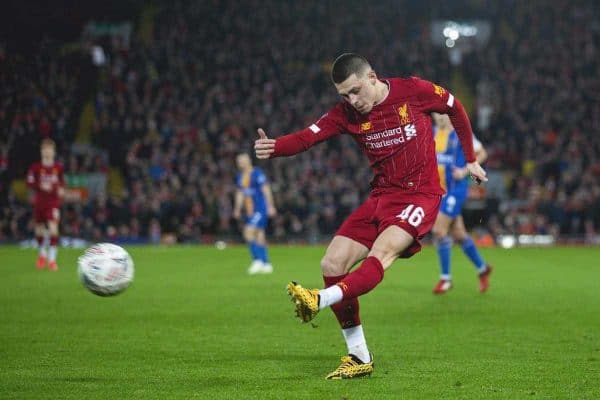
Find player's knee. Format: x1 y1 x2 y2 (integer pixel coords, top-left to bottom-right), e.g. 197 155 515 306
242 230 254 242
431 225 448 239
367 242 402 269
367 245 392 264
320 254 347 276
254 231 266 245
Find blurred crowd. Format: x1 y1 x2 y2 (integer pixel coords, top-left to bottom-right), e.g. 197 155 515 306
1 0 598 243
473 1 600 241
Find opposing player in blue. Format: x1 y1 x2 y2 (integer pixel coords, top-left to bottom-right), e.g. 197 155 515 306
431 113 493 294
233 153 277 274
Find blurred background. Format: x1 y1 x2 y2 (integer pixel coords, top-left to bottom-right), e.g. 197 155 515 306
1 0 598 247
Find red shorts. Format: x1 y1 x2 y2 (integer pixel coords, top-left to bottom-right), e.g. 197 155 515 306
34 203 61 224
336 191 441 258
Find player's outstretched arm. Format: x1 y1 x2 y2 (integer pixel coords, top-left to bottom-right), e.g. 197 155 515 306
26 167 40 190
466 161 487 184
254 109 343 159
254 128 276 159
466 137 488 183
453 139 489 181
414 77 488 184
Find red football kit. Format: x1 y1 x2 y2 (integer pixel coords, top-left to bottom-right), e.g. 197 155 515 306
272 77 476 257
26 161 65 223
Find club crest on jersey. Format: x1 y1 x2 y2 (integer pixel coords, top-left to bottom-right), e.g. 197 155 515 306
433 84 446 97
398 103 411 125
360 122 372 132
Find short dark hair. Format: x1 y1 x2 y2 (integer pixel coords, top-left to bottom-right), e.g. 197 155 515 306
331 53 371 84
41 138 56 149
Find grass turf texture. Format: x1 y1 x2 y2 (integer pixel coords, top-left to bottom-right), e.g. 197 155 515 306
1 245 599 399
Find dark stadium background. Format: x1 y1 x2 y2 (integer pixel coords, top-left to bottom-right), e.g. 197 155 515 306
1 0 598 247
1 2 600 399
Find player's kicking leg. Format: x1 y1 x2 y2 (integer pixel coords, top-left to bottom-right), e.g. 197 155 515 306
431 212 454 294
288 227 417 378
288 226 415 319
34 222 48 269
288 235 373 379
452 216 493 293
288 193 441 379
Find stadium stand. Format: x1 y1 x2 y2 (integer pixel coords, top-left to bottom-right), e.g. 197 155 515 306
1 0 598 244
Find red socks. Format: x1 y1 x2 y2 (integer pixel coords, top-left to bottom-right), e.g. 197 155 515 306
36 236 44 247
323 274 360 329
337 256 384 300
50 236 58 246
323 274 361 328
322 257 385 328
322 257 384 327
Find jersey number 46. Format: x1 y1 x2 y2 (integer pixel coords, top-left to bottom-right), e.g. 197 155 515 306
396 205 425 227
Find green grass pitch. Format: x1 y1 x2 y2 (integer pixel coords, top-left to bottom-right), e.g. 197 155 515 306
1 245 599 399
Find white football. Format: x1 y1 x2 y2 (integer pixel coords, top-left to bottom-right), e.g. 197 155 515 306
78 243 134 296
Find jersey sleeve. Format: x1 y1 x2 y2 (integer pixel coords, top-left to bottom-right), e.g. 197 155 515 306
56 164 65 196
412 77 476 162
26 165 38 190
272 105 345 157
58 164 65 188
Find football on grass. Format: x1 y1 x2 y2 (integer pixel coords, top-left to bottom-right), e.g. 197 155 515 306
78 243 134 296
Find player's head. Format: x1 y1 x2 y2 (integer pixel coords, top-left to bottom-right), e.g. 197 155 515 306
331 53 380 115
40 138 56 164
432 113 453 130
236 153 253 171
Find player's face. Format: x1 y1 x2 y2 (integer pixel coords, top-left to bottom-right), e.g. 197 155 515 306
236 154 251 170
335 71 378 114
41 145 55 163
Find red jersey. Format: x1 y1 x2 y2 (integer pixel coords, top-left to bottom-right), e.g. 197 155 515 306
26 161 65 206
272 77 476 195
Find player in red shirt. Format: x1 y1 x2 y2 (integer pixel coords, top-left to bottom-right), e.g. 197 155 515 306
254 53 487 379
26 139 64 271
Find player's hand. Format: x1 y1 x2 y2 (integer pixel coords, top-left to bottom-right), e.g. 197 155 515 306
40 181 52 192
267 206 277 217
466 162 488 185
233 209 241 220
254 128 276 159
451 167 469 180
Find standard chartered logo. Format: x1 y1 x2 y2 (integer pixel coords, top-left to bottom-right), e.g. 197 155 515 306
364 124 417 149
365 127 403 141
